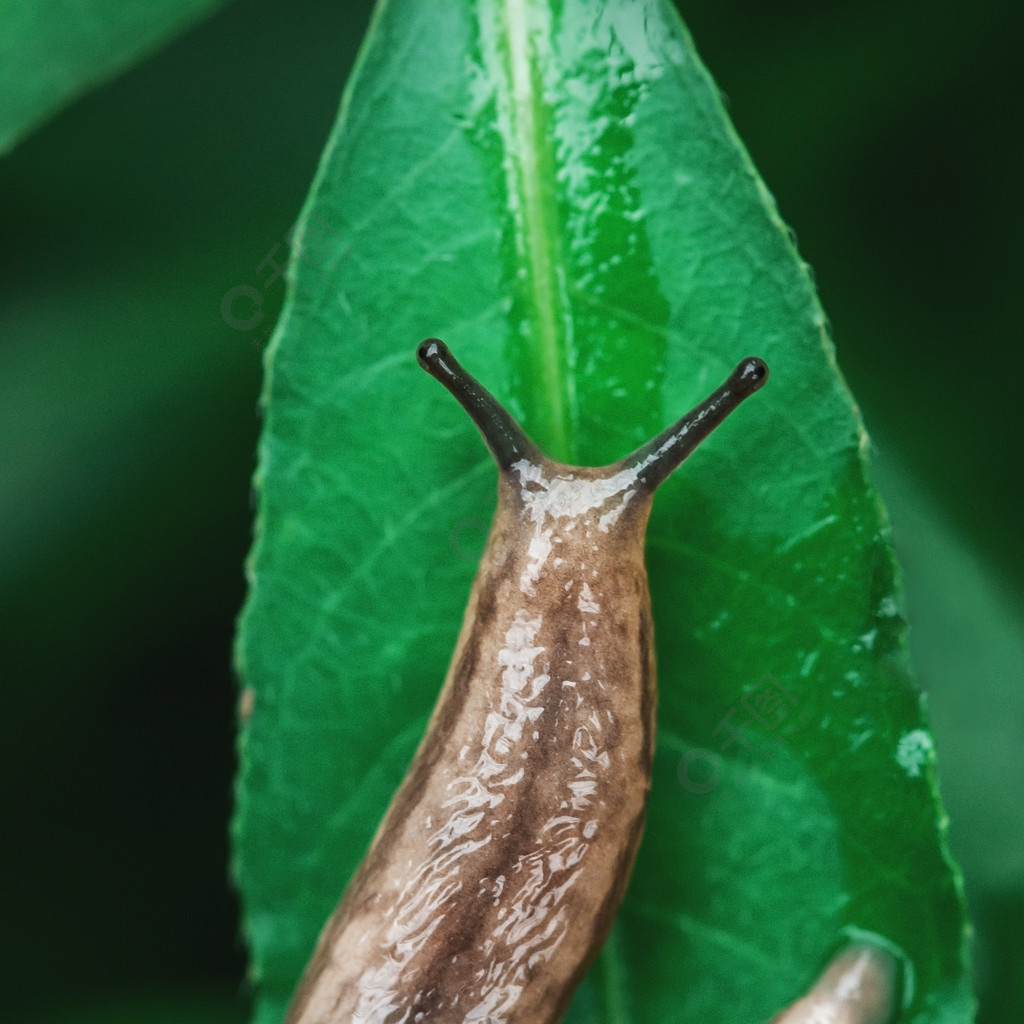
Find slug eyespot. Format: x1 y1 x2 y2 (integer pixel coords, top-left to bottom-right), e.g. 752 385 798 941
735 356 769 393
416 336 443 367
284 341 767 1024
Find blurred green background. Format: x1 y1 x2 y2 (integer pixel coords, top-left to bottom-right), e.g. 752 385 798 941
1 1 1020 1022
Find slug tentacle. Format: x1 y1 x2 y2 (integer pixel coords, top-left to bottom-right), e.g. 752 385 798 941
620 356 768 494
285 341 768 1024
418 338 546 471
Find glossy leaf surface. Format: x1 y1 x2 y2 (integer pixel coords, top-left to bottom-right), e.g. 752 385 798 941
233 1 972 1021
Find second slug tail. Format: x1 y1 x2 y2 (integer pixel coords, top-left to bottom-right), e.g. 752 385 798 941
624 356 768 493
765 943 899 1024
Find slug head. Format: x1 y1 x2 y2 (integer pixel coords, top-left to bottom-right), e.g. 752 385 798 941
417 338 768 494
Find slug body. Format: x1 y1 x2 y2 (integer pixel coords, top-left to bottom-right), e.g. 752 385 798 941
286 340 768 1024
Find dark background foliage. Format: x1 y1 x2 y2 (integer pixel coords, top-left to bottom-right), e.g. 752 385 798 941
1 1 1020 1022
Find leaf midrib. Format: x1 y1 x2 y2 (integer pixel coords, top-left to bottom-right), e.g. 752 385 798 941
493 0 576 459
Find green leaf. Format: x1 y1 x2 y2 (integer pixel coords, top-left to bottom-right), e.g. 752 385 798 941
233 1 972 1021
0 0 232 154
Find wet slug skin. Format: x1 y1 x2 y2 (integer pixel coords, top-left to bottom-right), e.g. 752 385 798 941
285 340 768 1024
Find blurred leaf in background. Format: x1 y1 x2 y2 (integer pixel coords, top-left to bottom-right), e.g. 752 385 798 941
1 1 1021 1023
874 445 1024 1024
0 0 376 1021
0 0 233 153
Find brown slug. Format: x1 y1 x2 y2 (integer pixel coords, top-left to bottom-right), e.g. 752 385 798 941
285 339 768 1024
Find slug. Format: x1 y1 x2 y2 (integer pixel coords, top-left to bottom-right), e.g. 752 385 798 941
285 339 768 1024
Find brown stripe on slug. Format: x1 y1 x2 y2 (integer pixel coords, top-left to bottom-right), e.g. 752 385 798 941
285 339 768 1024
